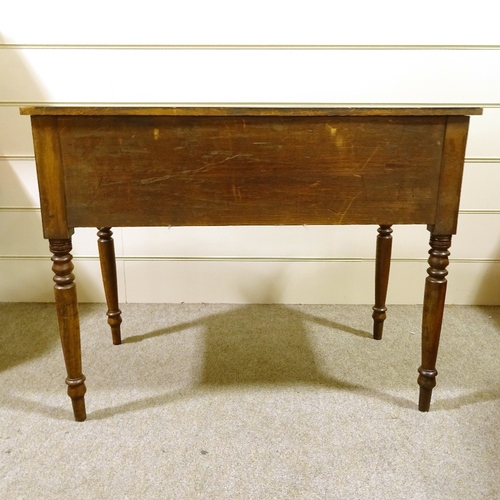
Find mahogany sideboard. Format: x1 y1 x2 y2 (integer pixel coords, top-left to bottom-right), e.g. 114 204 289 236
20 106 482 421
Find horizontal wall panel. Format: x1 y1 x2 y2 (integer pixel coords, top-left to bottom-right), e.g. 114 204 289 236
73 227 124 257
2 49 500 104
1 1 498 46
452 214 500 259
1 257 498 305
0 213 428 261
0 259 117 302
2 210 498 262
465 108 500 158
0 211 46 255
0 258 54 301
120 215 500 261
0 159 39 206
121 225 429 260
460 163 500 210
122 259 415 304
0 107 34 156
122 259 500 305
446 261 500 305
0 211 123 256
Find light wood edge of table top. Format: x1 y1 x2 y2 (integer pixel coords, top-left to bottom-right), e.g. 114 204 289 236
19 106 483 117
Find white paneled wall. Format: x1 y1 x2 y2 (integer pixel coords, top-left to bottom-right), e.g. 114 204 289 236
1 2 499 304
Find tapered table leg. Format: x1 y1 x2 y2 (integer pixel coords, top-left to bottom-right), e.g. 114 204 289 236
372 225 393 340
97 227 122 345
418 233 451 411
50 238 87 421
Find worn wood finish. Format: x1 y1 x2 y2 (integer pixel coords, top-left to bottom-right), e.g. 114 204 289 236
21 106 481 420
58 115 445 227
430 116 471 235
418 234 452 411
31 116 73 239
97 228 122 345
49 238 86 421
372 225 393 340
20 106 482 117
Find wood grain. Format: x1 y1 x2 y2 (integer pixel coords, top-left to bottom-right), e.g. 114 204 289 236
31 116 73 239
21 106 483 117
57 115 447 227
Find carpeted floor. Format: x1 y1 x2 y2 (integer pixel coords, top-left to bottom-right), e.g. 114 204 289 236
1 302 499 499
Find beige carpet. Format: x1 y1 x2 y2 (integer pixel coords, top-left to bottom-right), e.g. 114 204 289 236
1 302 499 499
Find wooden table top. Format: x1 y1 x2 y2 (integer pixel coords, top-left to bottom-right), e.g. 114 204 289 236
20 106 483 117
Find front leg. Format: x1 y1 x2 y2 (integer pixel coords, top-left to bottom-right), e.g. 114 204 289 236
418 234 451 412
50 238 87 421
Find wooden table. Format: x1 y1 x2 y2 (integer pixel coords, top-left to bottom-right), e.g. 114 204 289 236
21 106 482 421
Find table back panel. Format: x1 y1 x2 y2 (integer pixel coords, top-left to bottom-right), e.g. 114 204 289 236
56 115 446 227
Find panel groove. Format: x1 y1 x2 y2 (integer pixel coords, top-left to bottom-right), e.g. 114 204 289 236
4 155 500 163
1 255 499 264
4 207 500 215
3 102 500 108
3 44 500 50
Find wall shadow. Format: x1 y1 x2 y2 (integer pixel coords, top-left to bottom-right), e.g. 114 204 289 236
474 249 500 305
0 36 103 371
0 33 51 300
472 237 500 333
0 303 59 372
0 36 59 368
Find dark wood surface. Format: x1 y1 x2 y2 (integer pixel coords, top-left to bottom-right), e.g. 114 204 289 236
58 115 445 228
22 106 481 420
21 106 482 117
372 225 393 340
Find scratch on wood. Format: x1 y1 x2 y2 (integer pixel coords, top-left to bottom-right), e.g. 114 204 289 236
358 146 380 170
231 178 242 202
201 154 252 169
339 193 361 224
138 154 253 185
141 174 173 185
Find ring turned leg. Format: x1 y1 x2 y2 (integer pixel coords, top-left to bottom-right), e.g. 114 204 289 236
97 227 122 345
50 238 87 421
418 234 451 412
372 225 393 340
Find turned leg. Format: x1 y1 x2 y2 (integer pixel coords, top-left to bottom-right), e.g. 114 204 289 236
97 227 122 345
418 234 451 411
50 238 87 421
372 225 393 340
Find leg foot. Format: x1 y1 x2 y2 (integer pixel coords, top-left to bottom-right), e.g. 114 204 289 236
372 225 393 340
417 368 437 412
67 375 87 421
